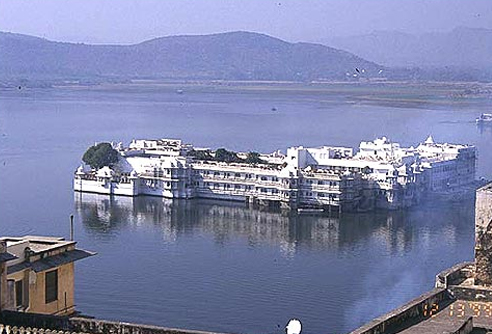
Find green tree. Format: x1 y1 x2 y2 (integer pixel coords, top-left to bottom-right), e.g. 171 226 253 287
244 151 266 164
188 149 214 161
214 148 243 163
82 142 119 169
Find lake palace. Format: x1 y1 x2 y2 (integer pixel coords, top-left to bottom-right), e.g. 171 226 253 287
74 136 476 212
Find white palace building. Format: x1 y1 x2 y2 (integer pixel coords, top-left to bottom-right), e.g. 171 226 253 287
74 136 476 212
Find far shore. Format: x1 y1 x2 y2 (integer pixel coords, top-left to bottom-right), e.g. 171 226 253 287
1 79 491 110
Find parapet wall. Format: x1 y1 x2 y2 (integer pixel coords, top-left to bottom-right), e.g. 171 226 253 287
348 288 451 334
0 311 232 334
449 285 492 302
435 262 474 288
0 311 69 330
69 318 228 334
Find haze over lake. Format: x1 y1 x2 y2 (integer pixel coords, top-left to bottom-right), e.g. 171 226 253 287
1 82 491 334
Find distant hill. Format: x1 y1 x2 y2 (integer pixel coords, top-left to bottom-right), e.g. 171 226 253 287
324 27 492 69
0 31 382 83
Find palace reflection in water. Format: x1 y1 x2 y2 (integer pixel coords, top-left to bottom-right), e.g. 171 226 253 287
74 192 473 258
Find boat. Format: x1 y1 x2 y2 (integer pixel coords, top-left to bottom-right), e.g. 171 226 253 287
476 113 492 124
297 208 324 214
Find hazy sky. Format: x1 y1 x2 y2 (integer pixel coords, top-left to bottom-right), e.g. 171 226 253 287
0 0 491 44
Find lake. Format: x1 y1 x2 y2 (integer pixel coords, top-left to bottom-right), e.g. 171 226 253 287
1 82 491 334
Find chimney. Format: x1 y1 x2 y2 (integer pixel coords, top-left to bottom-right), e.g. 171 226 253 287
475 183 492 286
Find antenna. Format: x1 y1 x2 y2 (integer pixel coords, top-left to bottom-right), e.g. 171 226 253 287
70 214 74 241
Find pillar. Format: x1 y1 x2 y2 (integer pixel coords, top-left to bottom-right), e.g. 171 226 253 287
0 240 7 311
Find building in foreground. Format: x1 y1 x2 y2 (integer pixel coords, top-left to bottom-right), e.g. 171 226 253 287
0 236 94 315
74 136 476 212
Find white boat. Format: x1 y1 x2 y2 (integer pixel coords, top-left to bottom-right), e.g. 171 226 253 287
476 113 492 124
297 208 324 214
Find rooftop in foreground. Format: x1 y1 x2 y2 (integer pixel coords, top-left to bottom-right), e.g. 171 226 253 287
478 182 492 193
1 235 76 253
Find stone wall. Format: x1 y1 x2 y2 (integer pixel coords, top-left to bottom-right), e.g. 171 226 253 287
475 183 492 286
452 316 473 334
0 310 69 330
348 288 451 334
435 262 474 288
0 311 232 334
449 285 492 302
0 323 82 334
70 318 231 334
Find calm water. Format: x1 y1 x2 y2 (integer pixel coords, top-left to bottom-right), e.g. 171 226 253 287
1 83 491 334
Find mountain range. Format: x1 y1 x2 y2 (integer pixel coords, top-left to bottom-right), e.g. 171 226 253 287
2 28 491 85
0 31 381 83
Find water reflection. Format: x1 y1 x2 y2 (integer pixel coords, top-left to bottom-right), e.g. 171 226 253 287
74 192 474 257
477 122 492 135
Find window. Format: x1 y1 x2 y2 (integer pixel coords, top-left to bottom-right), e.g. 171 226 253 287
7 280 14 308
15 280 23 308
45 269 58 304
